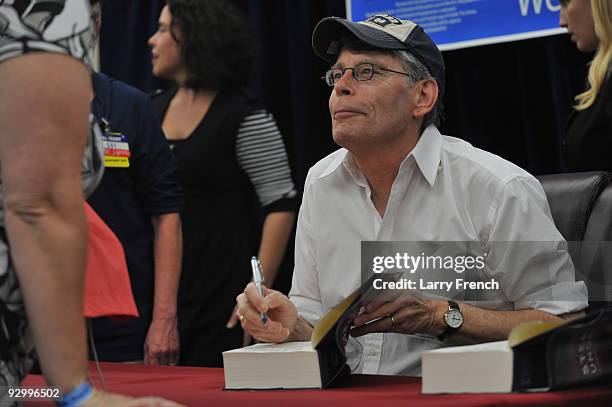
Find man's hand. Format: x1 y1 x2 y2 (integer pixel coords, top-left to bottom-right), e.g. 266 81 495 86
235 282 298 343
226 304 253 347
144 316 179 365
350 293 444 337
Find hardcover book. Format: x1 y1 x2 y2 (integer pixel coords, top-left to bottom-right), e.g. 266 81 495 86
422 308 612 393
223 274 397 390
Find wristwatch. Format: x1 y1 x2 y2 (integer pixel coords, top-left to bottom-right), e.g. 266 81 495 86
437 301 464 341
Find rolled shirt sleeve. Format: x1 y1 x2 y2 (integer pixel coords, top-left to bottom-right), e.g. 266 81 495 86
485 176 588 315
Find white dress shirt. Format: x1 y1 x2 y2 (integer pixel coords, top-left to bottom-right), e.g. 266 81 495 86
289 125 588 376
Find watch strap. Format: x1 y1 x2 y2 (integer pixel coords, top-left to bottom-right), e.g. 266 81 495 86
437 300 462 341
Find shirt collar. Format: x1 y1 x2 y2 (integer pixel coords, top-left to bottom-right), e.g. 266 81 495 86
410 125 444 186
317 125 444 186
319 148 348 179
317 149 371 190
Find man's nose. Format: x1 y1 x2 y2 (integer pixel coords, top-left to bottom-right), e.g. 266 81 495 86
334 69 355 96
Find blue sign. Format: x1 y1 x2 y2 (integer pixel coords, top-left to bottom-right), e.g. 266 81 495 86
346 0 566 50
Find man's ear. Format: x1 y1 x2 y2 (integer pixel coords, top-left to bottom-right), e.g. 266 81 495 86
413 79 438 120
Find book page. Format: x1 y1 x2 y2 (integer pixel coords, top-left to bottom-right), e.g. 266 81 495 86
508 320 569 347
226 341 315 353
311 290 360 348
428 340 510 354
310 273 402 348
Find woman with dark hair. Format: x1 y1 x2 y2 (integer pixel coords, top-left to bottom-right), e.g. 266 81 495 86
149 0 297 367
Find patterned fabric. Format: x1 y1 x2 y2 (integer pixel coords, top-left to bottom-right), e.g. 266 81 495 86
235 109 297 207
0 1 95 403
0 0 95 66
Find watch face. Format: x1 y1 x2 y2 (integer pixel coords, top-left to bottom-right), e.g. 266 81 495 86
445 308 463 328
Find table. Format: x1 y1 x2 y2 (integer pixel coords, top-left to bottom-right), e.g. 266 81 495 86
22 362 612 406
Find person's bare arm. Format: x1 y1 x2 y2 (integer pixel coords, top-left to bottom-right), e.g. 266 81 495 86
351 294 585 344
287 316 314 342
439 304 584 345
0 53 185 407
0 53 91 392
227 211 295 332
145 213 182 365
257 211 296 285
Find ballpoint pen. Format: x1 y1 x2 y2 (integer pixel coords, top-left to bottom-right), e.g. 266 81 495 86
250 256 268 324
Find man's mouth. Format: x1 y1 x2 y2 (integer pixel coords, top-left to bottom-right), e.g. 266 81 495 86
334 110 362 120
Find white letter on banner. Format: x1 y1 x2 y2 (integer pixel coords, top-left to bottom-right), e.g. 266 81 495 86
546 0 560 12
519 0 544 16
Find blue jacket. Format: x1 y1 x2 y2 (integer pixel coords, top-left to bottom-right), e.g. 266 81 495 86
88 72 183 361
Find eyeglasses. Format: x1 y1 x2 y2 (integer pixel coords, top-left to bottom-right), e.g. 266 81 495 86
322 63 410 87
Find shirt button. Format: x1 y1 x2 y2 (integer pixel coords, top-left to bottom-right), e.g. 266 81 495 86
368 350 377 357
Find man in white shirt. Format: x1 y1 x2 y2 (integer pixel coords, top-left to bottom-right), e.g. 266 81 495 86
236 14 588 376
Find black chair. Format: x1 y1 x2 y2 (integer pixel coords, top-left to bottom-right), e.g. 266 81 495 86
537 171 612 311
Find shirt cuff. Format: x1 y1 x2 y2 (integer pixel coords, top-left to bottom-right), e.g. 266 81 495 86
289 295 324 327
514 280 589 314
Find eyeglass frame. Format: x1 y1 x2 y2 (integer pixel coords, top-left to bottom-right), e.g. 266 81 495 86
321 62 411 87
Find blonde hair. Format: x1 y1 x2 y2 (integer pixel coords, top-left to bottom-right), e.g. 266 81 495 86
575 0 612 110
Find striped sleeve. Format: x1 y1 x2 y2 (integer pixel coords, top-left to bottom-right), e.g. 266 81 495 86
236 109 297 209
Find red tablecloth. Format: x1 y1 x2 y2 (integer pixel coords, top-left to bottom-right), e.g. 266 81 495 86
22 362 612 407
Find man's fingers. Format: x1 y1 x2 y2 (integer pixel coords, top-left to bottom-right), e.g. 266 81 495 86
242 331 252 347
226 306 239 328
162 350 173 365
363 299 387 314
236 293 267 338
148 351 159 365
169 351 180 365
242 317 283 335
252 327 290 344
157 352 167 366
235 292 248 315
244 282 268 313
235 292 262 330
242 318 286 343
263 291 288 309
350 315 393 337
240 306 268 330
354 301 399 327
149 351 163 365
157 347 178 365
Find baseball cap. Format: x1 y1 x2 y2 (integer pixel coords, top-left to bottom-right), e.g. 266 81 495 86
312 14 445 96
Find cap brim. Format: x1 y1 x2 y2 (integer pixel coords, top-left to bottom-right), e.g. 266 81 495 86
312 17 406 63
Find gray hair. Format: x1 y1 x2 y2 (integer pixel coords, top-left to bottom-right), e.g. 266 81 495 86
393 50 443 131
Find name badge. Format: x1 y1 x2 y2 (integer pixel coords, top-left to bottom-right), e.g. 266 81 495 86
102 132 130 168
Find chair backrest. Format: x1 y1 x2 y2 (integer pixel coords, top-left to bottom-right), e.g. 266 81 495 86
537 171 612 311
537 172 611 242
581 182 612 311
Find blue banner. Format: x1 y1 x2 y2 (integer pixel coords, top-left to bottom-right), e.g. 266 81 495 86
346 0 566 50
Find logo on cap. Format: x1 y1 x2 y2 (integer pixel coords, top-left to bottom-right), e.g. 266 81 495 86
367 14 403 28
